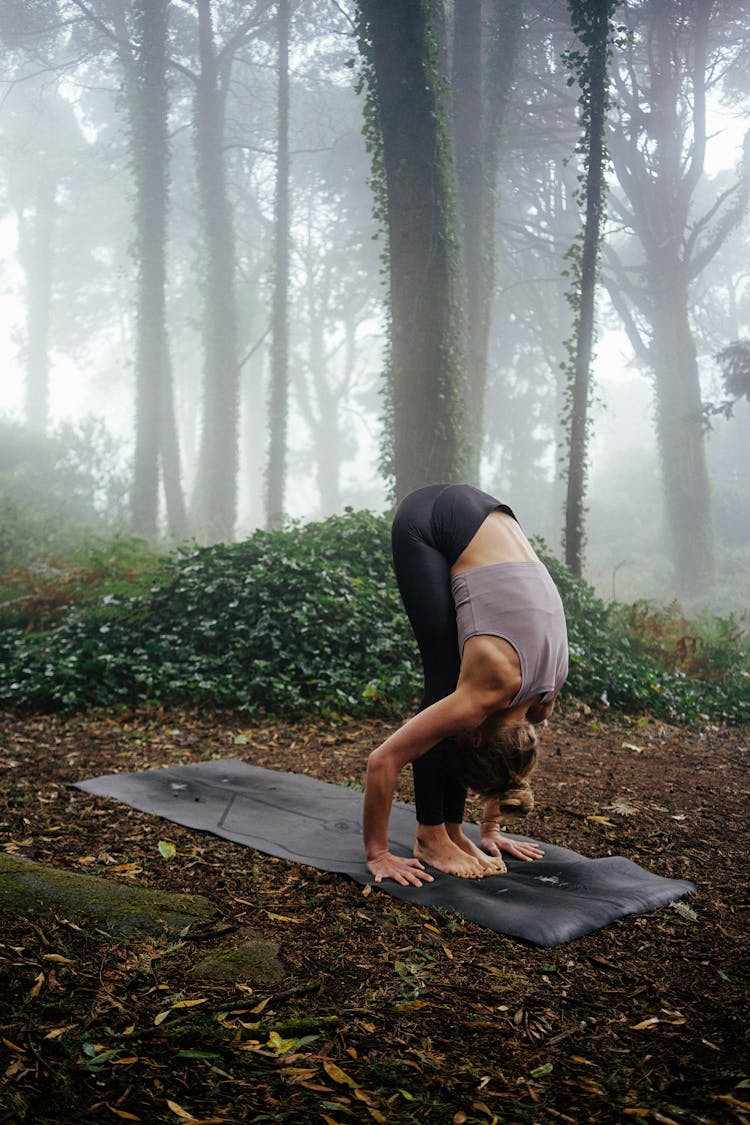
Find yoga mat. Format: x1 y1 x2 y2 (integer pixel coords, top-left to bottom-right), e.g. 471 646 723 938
75 760 695 947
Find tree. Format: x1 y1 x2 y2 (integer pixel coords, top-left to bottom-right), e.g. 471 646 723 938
356 0 467 499
452 0 524 482
265 0 290 530
127 0 187 541
604 0 750 594
562 0 618 577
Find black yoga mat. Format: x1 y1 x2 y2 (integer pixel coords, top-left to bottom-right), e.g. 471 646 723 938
75 759 695 947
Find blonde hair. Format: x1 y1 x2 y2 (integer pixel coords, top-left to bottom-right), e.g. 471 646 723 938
461 720 537 817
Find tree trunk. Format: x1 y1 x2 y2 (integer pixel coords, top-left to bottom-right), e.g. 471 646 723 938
358 0 467 500
192 0 239 543
266 0 290 530
605 0 727 594
18 172 56 432
452 0 522 482
648 260 714 592
130 0 174 540
563 0 611 576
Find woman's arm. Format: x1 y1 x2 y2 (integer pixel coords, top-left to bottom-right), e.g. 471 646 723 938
363 691 490 886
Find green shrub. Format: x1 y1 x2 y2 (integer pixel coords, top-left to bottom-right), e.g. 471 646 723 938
0 509 747 724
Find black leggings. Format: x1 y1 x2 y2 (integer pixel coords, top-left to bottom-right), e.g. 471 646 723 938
391 484 515 825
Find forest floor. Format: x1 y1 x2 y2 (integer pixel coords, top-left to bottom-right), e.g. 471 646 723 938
0 702 748 1125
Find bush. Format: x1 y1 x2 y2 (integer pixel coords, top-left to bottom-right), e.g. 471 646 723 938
0 417 129 571
0 509 747 723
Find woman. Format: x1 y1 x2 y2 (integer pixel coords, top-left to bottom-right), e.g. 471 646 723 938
363 483 569 887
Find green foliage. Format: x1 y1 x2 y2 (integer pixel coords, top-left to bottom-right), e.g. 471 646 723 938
0 534 163 633
0 511 746 724
0 417 129 570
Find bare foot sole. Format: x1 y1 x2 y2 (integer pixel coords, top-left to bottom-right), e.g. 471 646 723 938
413 836 485 878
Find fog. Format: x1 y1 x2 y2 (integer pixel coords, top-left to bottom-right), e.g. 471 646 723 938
1 0 749 616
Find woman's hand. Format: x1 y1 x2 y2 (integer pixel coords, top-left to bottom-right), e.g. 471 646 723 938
480 822 544 862
367 851 435 887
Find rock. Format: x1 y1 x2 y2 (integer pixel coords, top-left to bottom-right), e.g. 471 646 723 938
0 852 216 937
190 928 285 985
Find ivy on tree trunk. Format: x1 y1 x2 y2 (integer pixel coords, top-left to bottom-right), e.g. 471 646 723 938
561 0 618 578
356 0 467 500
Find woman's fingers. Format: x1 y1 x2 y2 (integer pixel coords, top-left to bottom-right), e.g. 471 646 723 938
369 853 435 887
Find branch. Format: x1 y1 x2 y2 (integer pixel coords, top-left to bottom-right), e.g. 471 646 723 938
684 179 742 260
68 0 128 52
217 0 276 69
602 274 652 366
688 130 750 280
680 0 711 204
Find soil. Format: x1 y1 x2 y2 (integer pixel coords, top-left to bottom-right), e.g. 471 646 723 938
0 701 748 1125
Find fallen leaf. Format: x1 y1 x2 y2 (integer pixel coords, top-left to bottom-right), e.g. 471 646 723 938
631 1017 660 1030
171 999 208 1010
29 972 44 998
607 800 639 816
713 1094 750 1112
43 954 76 964
44 1025 77 1040
323 1059 358 1088
586 815 616 827
530 1063 553 1078
106 1106 140 1121
158 841 177 860
669 901 698 922
165 1101 224 1124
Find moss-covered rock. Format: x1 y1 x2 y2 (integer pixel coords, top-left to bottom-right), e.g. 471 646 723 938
190 928 285 985
0 852 216 936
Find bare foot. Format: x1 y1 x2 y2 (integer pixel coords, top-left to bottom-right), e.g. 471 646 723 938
446 824 506 875
414 824 485 878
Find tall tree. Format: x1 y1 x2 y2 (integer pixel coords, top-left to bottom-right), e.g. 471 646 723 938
452 0 523 482
266 0 290 530
128 0 187 540
356 0 467 499
605 0 750 594
562 0 617 576
188 0 241 541
64 0 188 540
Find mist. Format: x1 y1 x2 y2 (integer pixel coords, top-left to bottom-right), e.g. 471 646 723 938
1 0 749 616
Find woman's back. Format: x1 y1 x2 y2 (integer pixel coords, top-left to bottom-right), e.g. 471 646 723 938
451 510 538 575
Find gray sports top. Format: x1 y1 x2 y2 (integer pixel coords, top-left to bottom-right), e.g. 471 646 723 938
450 560 569 707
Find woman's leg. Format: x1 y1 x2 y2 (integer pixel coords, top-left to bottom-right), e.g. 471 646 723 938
391 484 512 826
391 486 511 876
391 486 464 826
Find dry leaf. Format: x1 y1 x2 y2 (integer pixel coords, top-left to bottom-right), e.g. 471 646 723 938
29 972 44 999
106 1105 141 1120
631 1017 660 1030
323 1059 357 1088
44 1025 77 1040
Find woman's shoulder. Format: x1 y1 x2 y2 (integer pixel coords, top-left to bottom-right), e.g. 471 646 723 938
458 635 521 709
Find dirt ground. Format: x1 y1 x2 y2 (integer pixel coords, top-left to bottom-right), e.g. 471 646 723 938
0 701 748 1125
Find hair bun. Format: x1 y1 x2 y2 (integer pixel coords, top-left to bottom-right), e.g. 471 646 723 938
498 784 534 818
